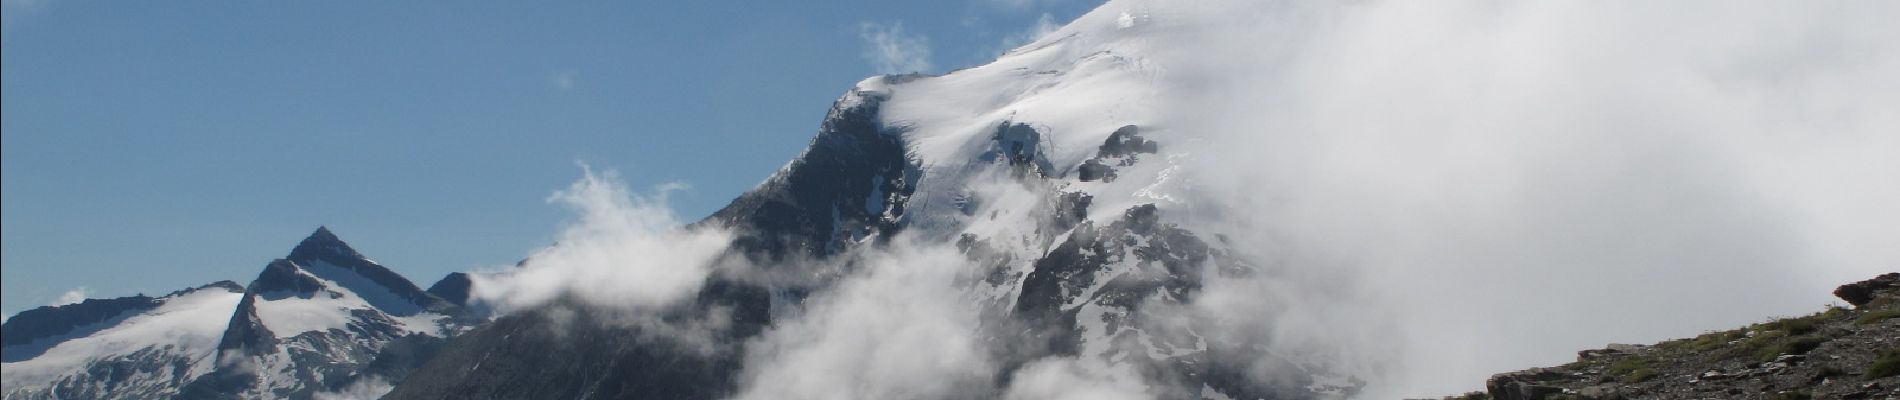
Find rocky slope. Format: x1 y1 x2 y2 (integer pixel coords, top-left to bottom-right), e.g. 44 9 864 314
1447 273 1900 400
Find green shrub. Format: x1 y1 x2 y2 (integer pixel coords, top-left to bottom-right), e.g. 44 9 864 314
1854 309 1900 325
1868 349 1900 379
1688 331 1738 352
1765 315 1824 335
1733 330 1787 359
1605 358 1648 375
1622 368 1657 384
1756 335 1828 362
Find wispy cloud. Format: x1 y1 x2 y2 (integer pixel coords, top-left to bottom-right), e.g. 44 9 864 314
858 21 933 75
733 242 994 400
981 0 1069 12
311 377 393 400
550 70 577 90
990 13 1061 56
468 166 731 316
49 287 89 306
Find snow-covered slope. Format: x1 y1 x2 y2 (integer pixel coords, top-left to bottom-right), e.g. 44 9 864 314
180 227 469 399
1 282 245 400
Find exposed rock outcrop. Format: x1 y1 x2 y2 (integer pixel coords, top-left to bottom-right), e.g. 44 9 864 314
1450 272 1900 400
1835 272 1900 308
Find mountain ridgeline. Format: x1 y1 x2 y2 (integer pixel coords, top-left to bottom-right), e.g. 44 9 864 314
1 227 475 400
6 1 1893 399
0 2 1555 398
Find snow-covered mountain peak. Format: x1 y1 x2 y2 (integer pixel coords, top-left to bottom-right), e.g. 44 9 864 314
5 228 478 399
183 228 475 398
277 227 453 315
288 226 358 263
2 281 246 399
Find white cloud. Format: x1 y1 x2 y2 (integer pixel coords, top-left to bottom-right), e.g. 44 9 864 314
312 377 393 400
49 287 88 306
1147 0 1900 396
859 21 933 75
732 241 994 400
550 70 576 90
468 166 732 315
992 13 1061 56
1002 357 1152 400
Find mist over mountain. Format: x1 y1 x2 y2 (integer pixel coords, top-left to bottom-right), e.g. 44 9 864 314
5 1 1897 399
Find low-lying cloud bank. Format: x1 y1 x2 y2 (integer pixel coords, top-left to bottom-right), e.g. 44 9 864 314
1153 0 1900 396
469 167 733 315
733 242 993 400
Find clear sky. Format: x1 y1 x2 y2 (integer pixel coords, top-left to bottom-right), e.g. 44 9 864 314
1 0 1101 318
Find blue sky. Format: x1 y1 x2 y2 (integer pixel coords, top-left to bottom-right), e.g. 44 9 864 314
1 0 1101 317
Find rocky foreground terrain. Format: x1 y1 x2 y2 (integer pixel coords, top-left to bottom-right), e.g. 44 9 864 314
1440 273 1900 400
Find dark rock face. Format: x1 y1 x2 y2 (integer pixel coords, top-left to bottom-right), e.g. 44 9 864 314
1455 273 1900 400
1099 125 1159 158
382 301 743 400
705 80 918 262
1004 204 1307 400
1051 191 1092 233
1835 272 1899 308
249 259 327 297
388 279 774 400
982 122 1058 178
1485 369 1567 400
1013 204 1203 352
426 272 474 307
1076 125 1158 183
214 288 277 358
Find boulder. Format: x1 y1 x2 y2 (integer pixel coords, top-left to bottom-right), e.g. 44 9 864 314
1833 272 1899 307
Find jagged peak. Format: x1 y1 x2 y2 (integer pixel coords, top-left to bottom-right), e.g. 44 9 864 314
426 272 474 307
288 225 367 264
246 259 326 295
246 229 459 317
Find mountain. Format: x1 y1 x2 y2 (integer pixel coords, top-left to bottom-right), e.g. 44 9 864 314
178 227 471 399
2 282 244 399
383 74 898 400
387 2 1347 399
1 227 474 400
1445 273 1900 400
